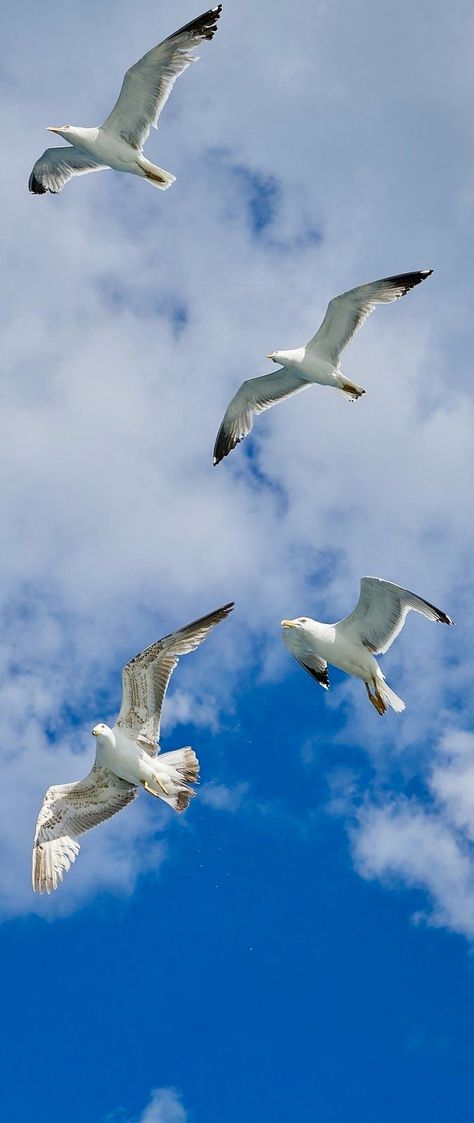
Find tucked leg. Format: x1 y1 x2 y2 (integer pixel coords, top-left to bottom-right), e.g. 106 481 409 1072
143 778 168 797
365 680 386 716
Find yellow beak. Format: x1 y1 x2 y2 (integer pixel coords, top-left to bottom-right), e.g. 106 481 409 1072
281 619 297 628
47 127 61 134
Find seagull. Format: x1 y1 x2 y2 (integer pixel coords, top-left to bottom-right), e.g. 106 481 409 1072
213 270 432 464
28 6 222 196
281 578 453 715
32 601 234 894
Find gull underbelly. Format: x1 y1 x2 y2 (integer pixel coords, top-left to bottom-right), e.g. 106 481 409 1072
95 729 146 785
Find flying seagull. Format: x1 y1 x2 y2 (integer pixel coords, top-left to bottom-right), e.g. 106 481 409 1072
281 578 453 715
213 270 432 464
32 601 234 894
28 6 222 195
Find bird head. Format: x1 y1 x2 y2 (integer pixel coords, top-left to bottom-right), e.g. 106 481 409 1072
47 125 74 140
281 617 312 652
91 722 113 740
266 351 279 362
281 617 310 631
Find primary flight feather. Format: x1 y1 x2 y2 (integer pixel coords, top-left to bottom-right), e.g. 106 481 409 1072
32 601 234 894
213 270 432 464
29 6 222 195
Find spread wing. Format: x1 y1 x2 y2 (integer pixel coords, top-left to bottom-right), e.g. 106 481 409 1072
32 764 136 894
335 577 453 655
28 147 106 194
101 6 222 150
115 602 234 754
213 368 312 464
306 270 432 366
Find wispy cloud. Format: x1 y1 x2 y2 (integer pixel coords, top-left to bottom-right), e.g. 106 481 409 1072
200 780 250 811
107 1086 188 1123
136 1088 188 1123
351 728 474 939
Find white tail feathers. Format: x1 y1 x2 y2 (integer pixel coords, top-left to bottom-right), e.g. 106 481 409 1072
139 157 176 191
376 677 406 713
338 376 366 401
143 747 200 813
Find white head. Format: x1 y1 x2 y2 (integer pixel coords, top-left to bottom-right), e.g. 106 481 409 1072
281 617 312 652
91 722 115 745
266 351 279 363
47 125 82 143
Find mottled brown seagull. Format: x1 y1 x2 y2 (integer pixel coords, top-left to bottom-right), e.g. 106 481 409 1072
32 601 234 893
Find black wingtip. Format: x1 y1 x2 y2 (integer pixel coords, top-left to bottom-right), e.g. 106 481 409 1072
213 434 231 466
419 595 454 626
438 610 455 626
28 172 47 194
213 429 242 466
180 5 223 41
297 658 330 689
219 601 235 616
386 269 433 294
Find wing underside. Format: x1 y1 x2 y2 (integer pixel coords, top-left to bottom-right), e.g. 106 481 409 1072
336 576 452 655
32 764 136 894
102 6 222 149
115 602 234 752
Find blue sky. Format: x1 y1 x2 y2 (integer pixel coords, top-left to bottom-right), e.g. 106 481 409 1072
1 0 474 1120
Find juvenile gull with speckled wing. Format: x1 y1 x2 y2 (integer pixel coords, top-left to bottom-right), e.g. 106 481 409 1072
32 601 234 893
213 270 432 464
29 6 222 195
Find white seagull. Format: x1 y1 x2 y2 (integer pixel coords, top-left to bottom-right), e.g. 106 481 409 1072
281 578 453 715
32 601 234 894
28 6 222 195
213 270 432 464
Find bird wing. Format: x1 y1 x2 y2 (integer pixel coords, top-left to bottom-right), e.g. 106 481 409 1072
101 6 222 150
295 654 330 689
305 270 432 366
115 602 234 753
335 576 453 655
32 764 136 894
28 147 106 194
213 368 312 464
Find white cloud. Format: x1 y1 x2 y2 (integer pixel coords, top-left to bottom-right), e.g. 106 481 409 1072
0 0 473 916
107 1087 188 1123
200 780 250 811
351 729 474 939
136 1088 188 1123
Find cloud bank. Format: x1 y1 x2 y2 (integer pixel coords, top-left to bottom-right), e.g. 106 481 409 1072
0 0 472 921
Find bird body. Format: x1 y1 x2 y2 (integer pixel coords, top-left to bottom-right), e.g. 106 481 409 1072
213 270 432 464
29 6 222 195
93 722 198 807
44 125 175 189
284 619 379 681
282 577 453 715
94 723 162 786
267 348 364 398
32 601 234 893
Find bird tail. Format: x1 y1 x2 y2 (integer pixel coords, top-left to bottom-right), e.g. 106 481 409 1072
336 373 366 400
376 675 406 713
143 747 200 812
138 157 176 191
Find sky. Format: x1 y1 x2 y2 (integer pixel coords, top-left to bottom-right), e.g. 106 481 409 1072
0 0 474 1119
